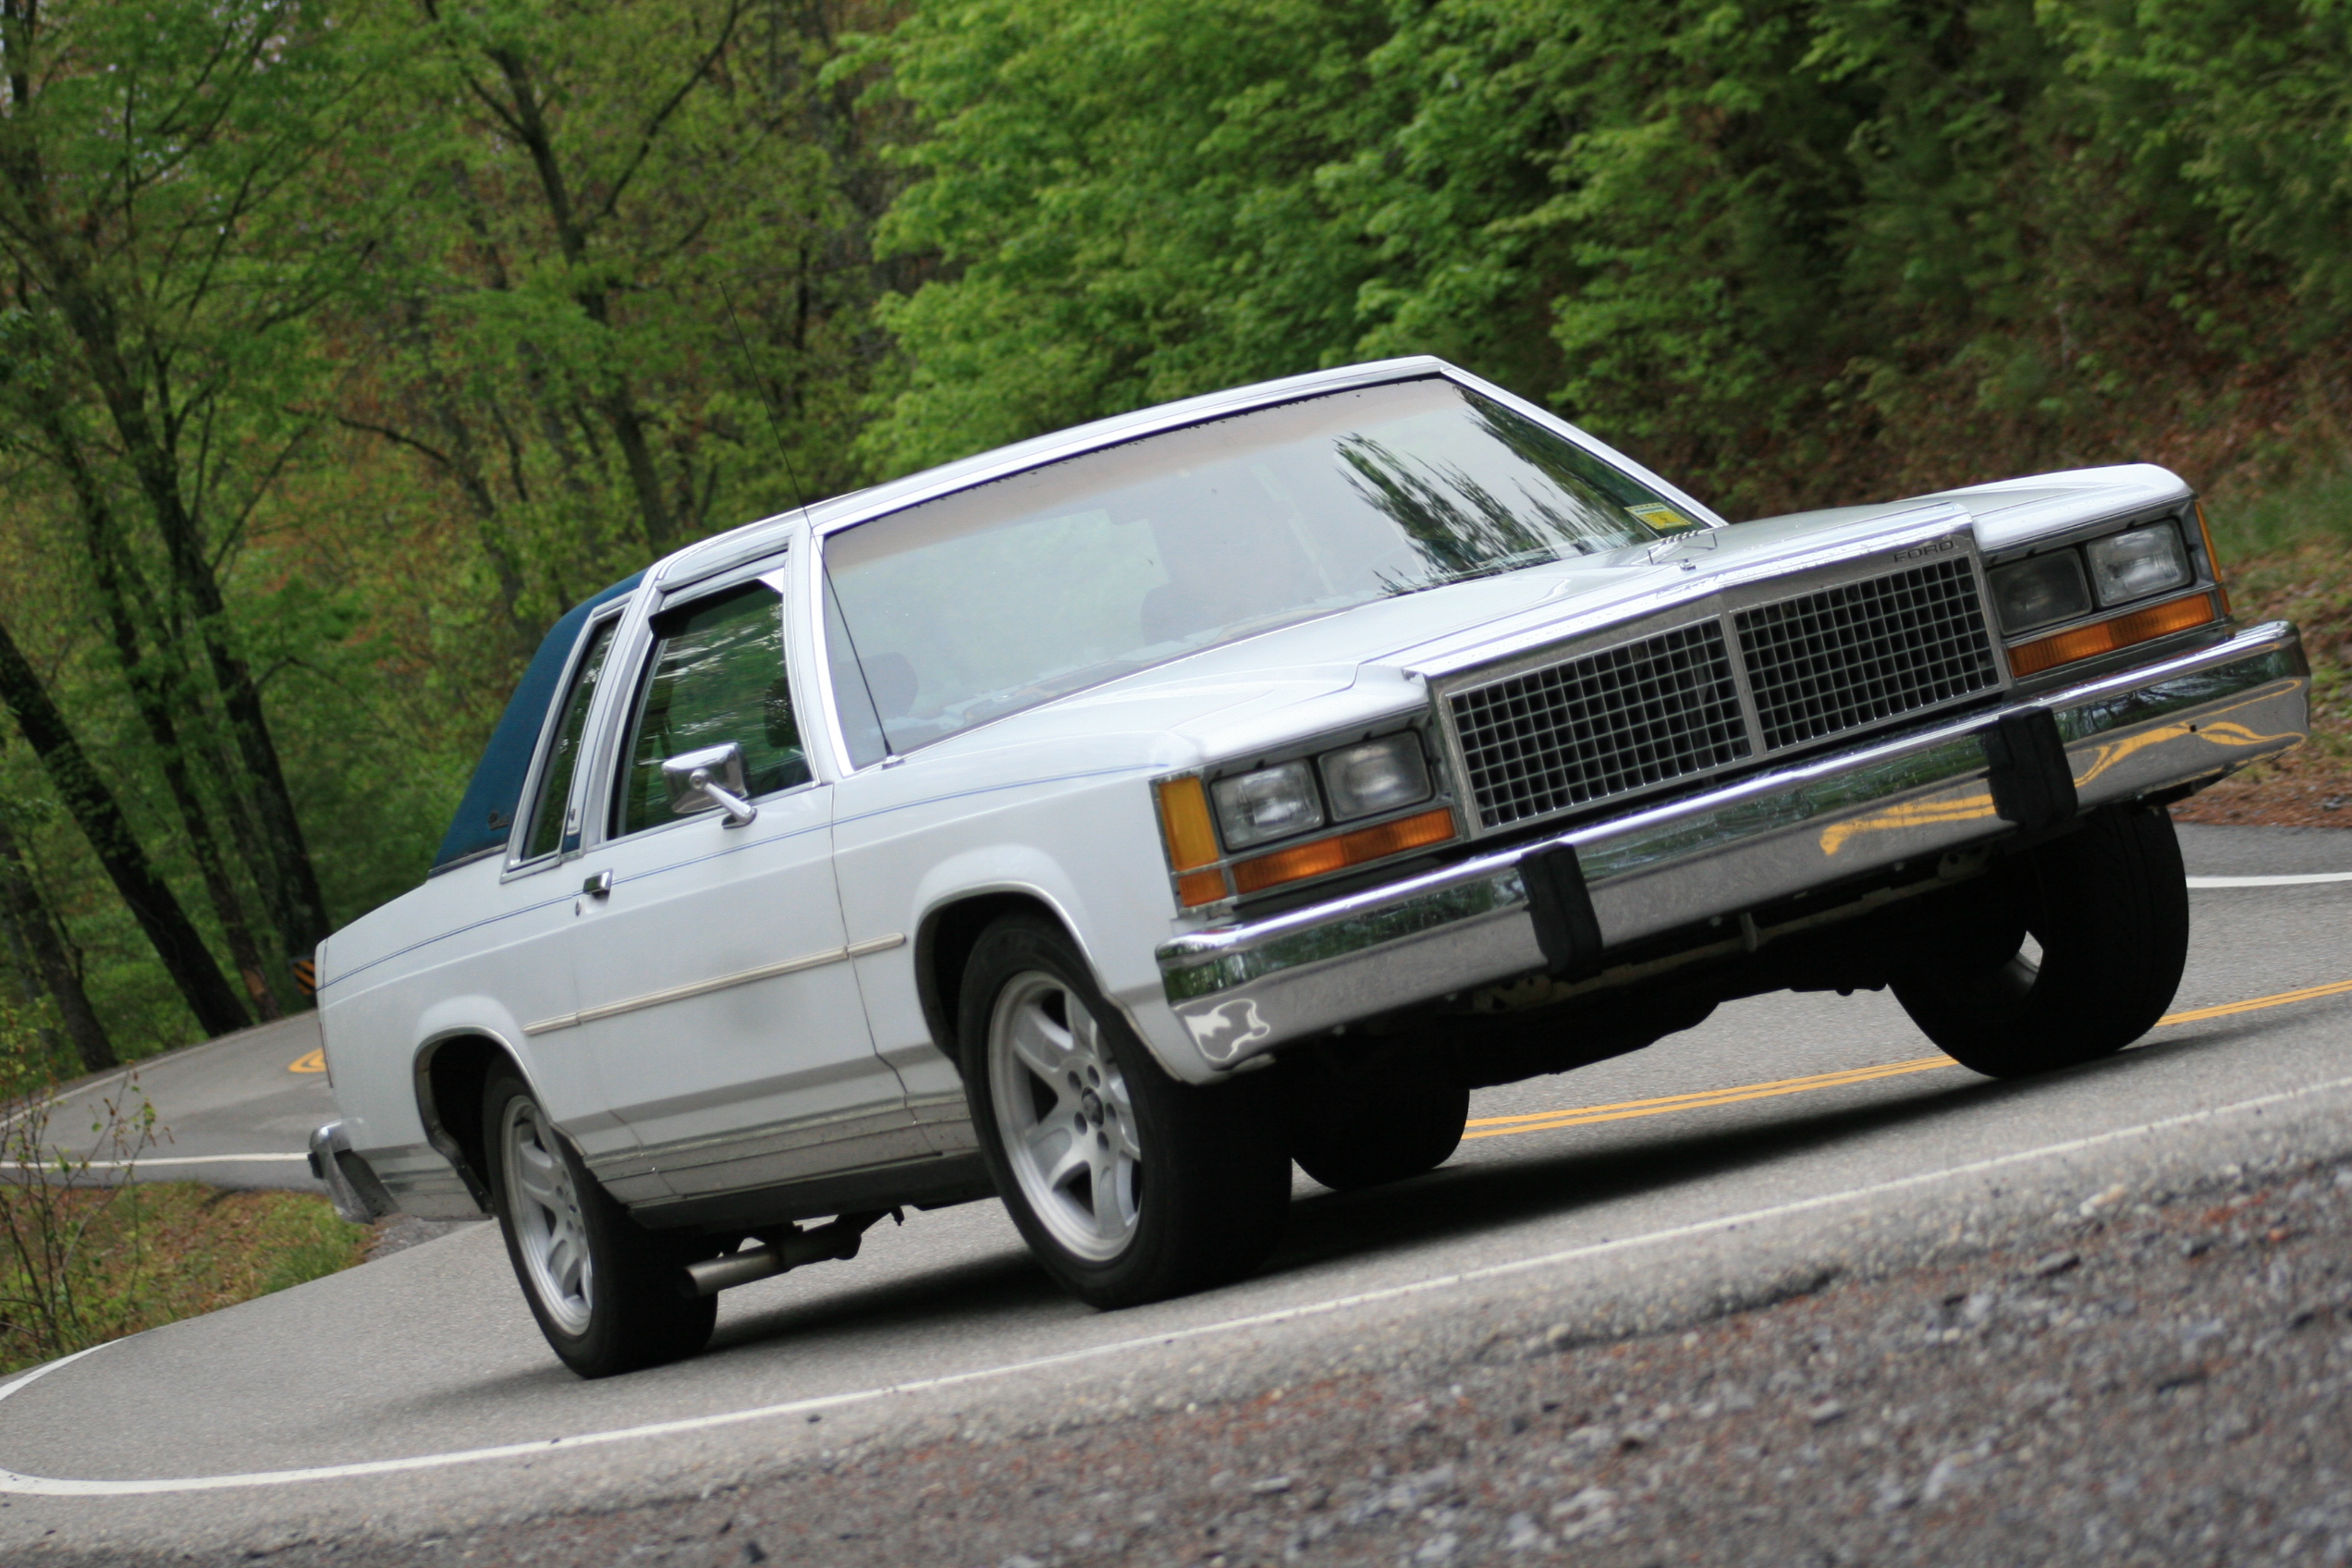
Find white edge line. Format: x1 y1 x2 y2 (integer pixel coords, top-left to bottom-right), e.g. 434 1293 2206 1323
2187 871 2352 888
8 1066 2352 1498
0 1154 311 1170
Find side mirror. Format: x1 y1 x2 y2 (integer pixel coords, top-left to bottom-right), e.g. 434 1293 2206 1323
661 741 759 828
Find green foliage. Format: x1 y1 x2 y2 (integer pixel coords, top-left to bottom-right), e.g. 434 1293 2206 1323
0 1038 161 1368
257 1204 372 1295
861 0 1399 473
866 0 2352 518
6 0 2352 1046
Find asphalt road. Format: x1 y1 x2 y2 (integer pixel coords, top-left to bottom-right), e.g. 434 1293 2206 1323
5 1011 332 1190
6 823 2352 1563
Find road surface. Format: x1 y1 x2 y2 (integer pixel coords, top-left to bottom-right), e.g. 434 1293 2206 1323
5 822 2349 1563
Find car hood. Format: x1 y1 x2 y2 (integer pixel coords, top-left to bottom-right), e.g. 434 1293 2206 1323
1742 463 2192 555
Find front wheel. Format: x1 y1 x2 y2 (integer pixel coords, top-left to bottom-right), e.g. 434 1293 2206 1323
484 1067 716 1378
1893 803 2188 1078
962 915 1291 1308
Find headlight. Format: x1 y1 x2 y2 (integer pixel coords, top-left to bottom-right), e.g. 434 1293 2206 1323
1319 734 1432 821
1211 761 1324 849
2085 522 2190 606
1990 552 2091 634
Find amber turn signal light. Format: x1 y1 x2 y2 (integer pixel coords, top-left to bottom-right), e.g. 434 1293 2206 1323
2194 501 2233 617
1231 807 1456 896
2007 592 2216 678
1155 777 1231 907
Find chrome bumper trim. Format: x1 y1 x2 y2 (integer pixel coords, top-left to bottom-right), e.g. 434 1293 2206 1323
1157 621 2308 1068
308 1120 397 1225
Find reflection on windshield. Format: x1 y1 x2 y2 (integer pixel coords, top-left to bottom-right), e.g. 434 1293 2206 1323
823 378 1685 764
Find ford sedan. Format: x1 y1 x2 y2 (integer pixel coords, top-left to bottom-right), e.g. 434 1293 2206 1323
309 356 2308 1376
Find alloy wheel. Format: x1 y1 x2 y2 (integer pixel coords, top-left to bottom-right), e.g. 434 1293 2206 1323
987 970 1143 1261
501 1095 594 1334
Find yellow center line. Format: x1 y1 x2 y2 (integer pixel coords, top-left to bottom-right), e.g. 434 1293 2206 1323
2160 976 2352 1025
1465 1058 1949 1130
1463 974 2352 1144
288 1048 325 1074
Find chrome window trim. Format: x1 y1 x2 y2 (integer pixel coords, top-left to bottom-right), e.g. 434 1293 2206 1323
595 564 811 847
655 543 790 610
807 540 873 779
501 601 634 881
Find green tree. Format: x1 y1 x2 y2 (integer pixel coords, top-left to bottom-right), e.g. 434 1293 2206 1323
0 0 388 991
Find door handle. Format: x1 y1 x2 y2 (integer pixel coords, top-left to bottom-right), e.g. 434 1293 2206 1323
582 869 614 899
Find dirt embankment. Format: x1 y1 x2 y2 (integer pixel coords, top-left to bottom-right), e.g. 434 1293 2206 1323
2174 542 2350 830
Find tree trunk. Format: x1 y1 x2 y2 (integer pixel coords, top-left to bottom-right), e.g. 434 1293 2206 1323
0 616 249 1039
0 120 331 971
41 398 283 1020
0 810 114 1073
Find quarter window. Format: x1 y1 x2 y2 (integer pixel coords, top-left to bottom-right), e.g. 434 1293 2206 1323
519 616 621 863
614 582 811 838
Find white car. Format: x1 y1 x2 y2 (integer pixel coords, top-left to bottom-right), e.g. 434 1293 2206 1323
310 356 2308 1377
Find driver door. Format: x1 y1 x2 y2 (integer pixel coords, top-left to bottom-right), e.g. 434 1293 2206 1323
561 567 922 1207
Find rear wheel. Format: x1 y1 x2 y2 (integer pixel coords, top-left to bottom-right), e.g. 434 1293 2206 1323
1285 1070 1468 1192
962 915 1290 1307
484 1067 716 1378
1893 803 2188 1078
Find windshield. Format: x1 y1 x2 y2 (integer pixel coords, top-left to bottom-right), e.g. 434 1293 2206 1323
822 377 1696 763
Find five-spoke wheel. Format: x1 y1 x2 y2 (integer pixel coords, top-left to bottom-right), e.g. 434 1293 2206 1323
499 1092 595 1336
988 971 1145 1261
962 914 1290 1307
483 1067 715 1377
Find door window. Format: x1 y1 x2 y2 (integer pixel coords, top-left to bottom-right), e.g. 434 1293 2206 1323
613 582 811 838
518 615 622 863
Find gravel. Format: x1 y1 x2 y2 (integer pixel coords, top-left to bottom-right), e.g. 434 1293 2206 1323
35 1152 2352 1567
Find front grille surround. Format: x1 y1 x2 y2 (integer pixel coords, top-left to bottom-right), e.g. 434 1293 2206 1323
1440 546 2006 837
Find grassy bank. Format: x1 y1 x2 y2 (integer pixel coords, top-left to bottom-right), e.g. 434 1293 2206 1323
0 1182 366 1378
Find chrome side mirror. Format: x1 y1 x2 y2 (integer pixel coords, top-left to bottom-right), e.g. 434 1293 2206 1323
661 741 758 828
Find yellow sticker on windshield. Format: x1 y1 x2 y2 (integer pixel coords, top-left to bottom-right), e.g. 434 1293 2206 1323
1629 502 1698 533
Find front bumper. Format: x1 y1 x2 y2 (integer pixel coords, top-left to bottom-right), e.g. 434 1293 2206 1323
1157 620 2309 1067
309 1120 397 1225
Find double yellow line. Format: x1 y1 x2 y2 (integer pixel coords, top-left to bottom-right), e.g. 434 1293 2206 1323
1463 974 2352 1144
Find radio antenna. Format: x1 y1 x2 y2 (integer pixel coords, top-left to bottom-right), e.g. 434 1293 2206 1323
720 278 815 526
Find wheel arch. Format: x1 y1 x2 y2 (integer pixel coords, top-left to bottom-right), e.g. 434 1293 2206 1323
915 889 1081 1074
410 1028 527 1213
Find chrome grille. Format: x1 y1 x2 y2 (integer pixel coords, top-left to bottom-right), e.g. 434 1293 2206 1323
1449 621 1749 831
1733 557 1999 751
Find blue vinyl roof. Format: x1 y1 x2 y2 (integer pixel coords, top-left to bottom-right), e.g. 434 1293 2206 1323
432 573 644 874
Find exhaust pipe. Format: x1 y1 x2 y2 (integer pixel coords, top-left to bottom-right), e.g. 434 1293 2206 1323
681 1210 888 1297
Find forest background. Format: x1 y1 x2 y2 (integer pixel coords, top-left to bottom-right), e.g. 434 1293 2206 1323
0 0 2346 1066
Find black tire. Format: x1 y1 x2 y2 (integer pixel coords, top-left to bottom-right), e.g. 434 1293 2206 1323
483 1066 716 1378
960 914 1291 1308
1285 1070 1468 1192
1892 803 2189 1078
